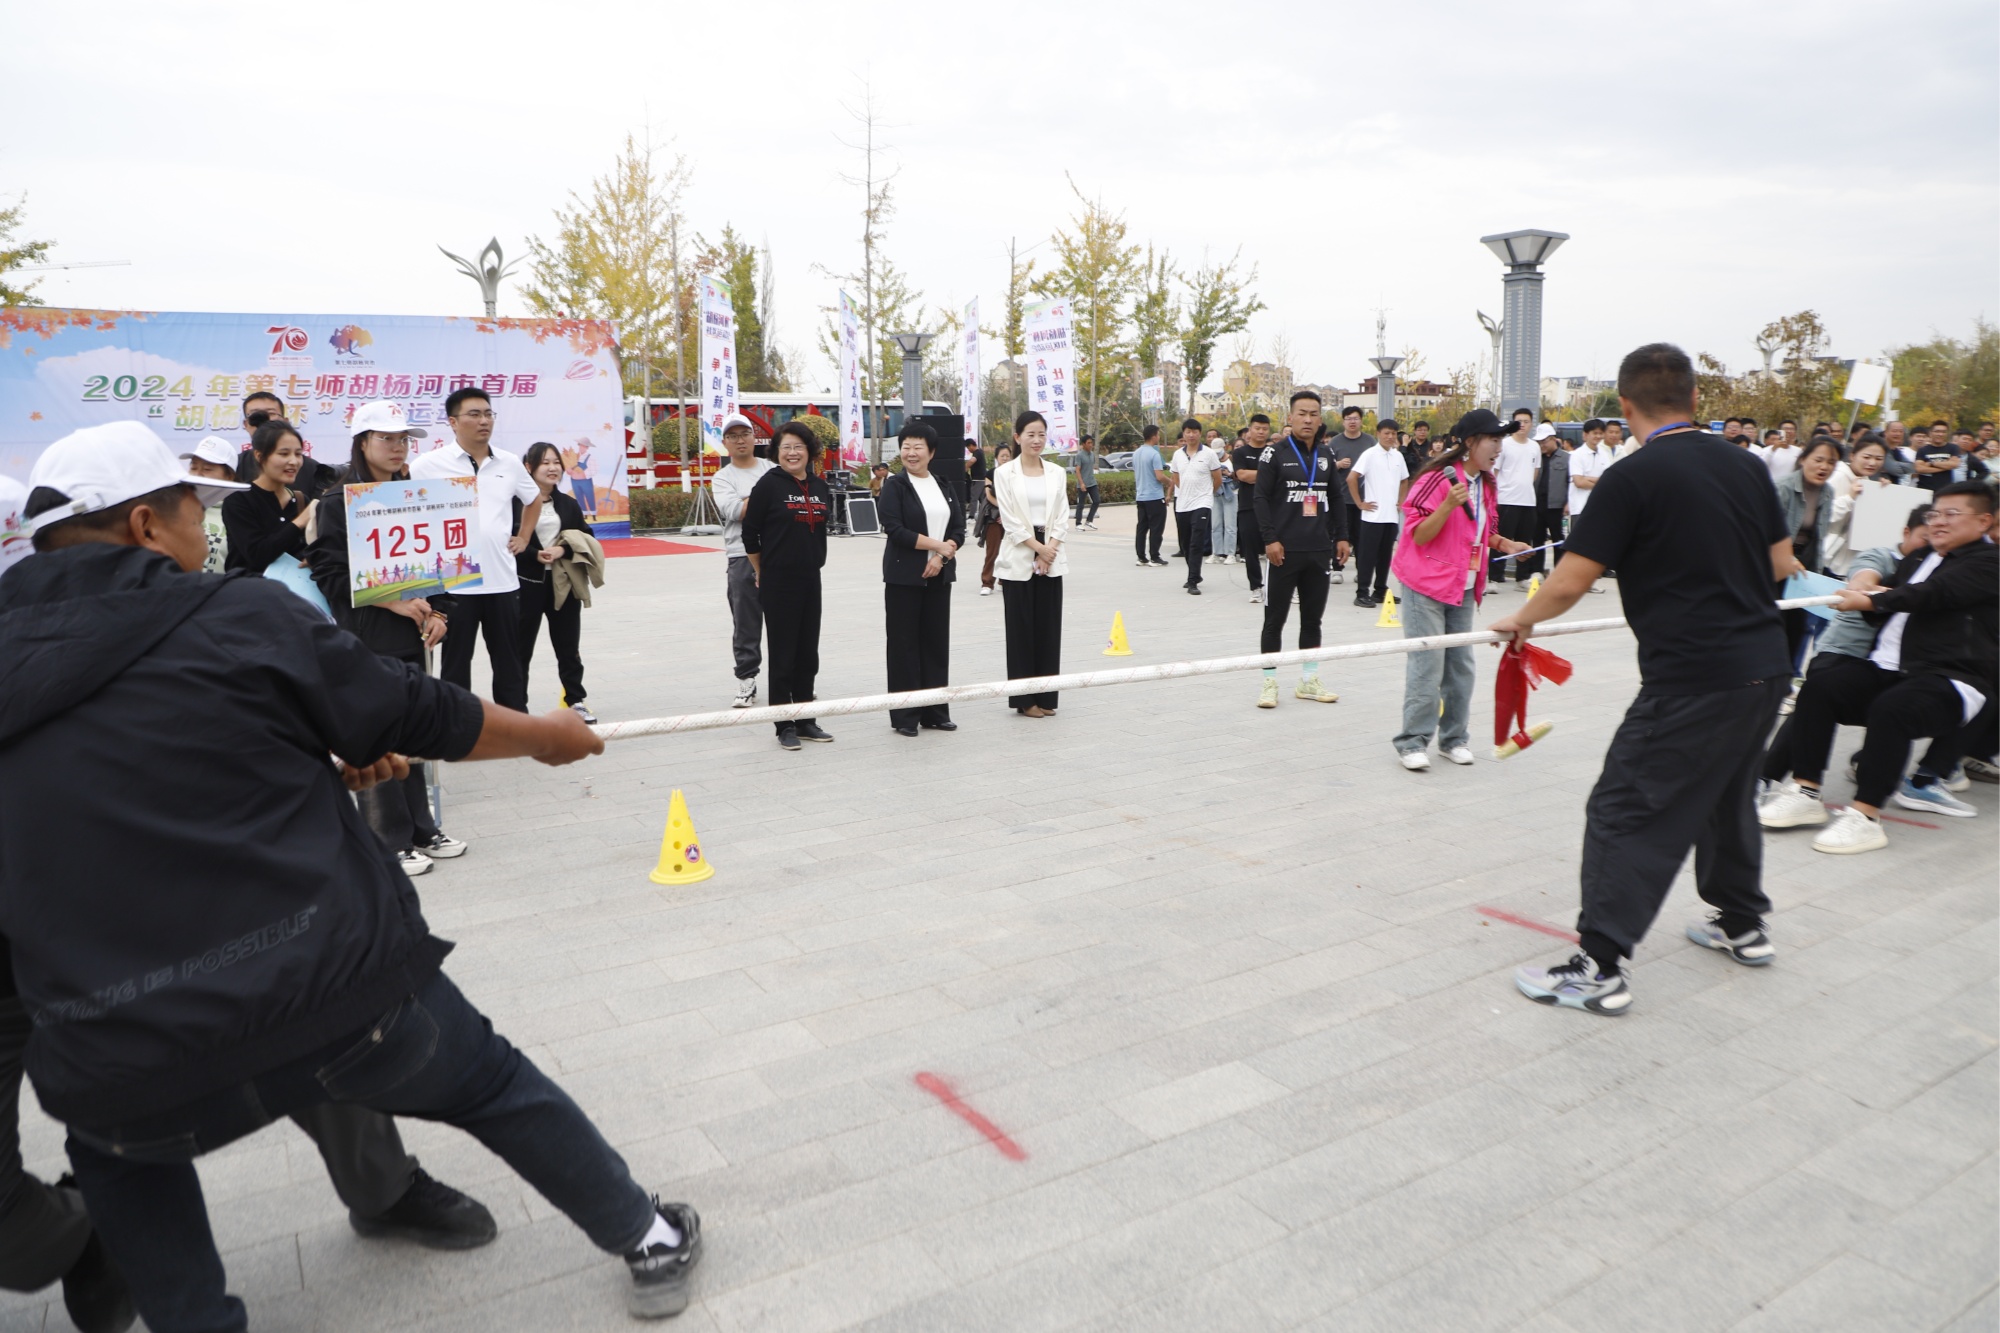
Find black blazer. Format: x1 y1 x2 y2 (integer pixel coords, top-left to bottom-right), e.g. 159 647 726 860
516 488 592 583
878 470 966 586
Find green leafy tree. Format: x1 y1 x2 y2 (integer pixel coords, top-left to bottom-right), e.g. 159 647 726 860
521 134 693 407
1129 246 1179 414
1889 320 1998 428
0 194 53 307
1034 179 1143 437
1176 250 1264 417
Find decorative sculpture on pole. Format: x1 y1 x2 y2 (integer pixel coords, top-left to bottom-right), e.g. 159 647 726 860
1477 311 1505 410
439 238 521 318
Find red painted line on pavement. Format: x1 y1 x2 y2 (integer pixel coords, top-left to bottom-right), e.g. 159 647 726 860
601 537 719 558
1477 906 1580 942
914 1072 1027 1161
1827 803 1939 831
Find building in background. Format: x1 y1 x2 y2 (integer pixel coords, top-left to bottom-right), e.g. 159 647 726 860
1357 377 1449 414
1223 359 1294 407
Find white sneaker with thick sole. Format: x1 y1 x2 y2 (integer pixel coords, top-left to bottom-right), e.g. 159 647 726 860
731 678 758 708
1398 750 1431 771
1443 746 1475 766
1812 806 1888 854
1758 782 1829 828
1295 678 1339 704
397 849 434 877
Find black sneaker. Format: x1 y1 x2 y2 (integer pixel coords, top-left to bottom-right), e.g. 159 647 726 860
1514 953 1632 1016
1187 584 1202 595
778 727 802 751
1149 558 1170 567
1354 595 1376 608
627 1201 703 1319
350 1169 498 1250
794 721 834 742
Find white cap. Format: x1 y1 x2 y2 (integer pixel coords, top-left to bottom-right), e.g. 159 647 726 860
349 400 428 438
26 421 246 534
178 435 239 469
720 412 755 433
1532 423 1559 441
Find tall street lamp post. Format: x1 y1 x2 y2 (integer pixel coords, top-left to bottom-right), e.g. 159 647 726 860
1479 229 1568 422
889 332 933 448
439 238 521 318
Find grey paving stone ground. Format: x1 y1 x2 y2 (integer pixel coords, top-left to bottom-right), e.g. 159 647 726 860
5 502 1993 1331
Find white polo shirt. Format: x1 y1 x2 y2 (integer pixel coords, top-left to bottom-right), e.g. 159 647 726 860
1169 445 1220 512
409 441 540 595
1567 442 1610 515
1495 438 1541 506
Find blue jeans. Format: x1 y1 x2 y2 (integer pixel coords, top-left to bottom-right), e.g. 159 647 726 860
65 972 655 1333
1212 493 1236 555
1394 582 1476 754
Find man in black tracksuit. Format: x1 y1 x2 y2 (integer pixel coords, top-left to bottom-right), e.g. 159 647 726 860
1252 390 1350 709
0 426 701 1328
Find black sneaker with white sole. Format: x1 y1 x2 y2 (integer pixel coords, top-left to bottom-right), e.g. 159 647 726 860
793 721 834 742
413 831 466 859
626 1201 702 1319
1685 915 1775 966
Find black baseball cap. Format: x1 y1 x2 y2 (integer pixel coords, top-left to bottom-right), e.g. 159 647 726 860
1450 408 1511 440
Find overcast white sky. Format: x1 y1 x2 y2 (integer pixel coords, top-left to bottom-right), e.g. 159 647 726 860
7 0 1995 395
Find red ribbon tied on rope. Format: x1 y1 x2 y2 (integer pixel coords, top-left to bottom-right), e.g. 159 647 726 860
1494 640 1573 758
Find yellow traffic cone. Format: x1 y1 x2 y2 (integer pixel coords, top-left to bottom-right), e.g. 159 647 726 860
1525 574 1541 600
1103 611 1133 656
1375 588 1400 629
648 789 715 885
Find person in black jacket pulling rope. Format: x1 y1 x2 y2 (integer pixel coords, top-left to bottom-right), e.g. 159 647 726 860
1252 389 1351 710
0 424 702 1329
310 402 468 875
1758 479 1998 853
742 420 836 751
877 421 965 737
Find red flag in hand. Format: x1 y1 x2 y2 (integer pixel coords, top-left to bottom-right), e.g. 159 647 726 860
1494 641 1573 758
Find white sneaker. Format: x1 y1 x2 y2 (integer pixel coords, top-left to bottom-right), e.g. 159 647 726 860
1248 591 1263 604
1443 745 1475 766
731 677 757 708
1399 750 1431 771
397 848 434 877
1812 807 1888 855
1257 678 1280 710
1758 781 1829 828
979 586 993 596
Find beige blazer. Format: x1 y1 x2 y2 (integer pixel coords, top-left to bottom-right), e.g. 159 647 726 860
992 456 1070 581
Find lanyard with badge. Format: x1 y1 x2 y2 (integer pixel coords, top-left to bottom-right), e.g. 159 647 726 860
1461 465 1485 578
1290 438 1320 516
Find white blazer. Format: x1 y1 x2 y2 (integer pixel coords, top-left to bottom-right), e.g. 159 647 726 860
992 456 1070 581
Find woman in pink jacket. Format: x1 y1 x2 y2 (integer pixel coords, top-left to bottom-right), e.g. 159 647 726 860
1389 409 1534 770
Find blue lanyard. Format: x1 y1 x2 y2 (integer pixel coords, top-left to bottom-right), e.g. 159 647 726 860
1645 422 1697 444
1287 437 1317 489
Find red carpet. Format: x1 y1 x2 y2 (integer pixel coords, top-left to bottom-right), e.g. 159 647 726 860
601 537 720 558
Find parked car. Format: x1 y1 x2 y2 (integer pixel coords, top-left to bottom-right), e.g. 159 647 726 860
1101 451 1136 470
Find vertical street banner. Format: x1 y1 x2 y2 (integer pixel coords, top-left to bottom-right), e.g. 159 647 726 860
0 309 630 531
1140 376 1165 409
838 290 866 468
1022 298 1077 451
961 298 981 450
697 276 738 455
343 476 484 606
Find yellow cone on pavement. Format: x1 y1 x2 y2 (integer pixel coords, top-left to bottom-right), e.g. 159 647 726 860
1103 611 1133 656
1526 574 1541 599
1375 588 1400 629
649 789 715 885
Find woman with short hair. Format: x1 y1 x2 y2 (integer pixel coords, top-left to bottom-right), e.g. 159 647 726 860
992 412 1069 717
742 421 836 751
877 421 966 736
516 441 597 724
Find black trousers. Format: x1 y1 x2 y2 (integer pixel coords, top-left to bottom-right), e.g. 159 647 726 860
438 590 526 711
1236 510 1264 590
761 571 822 733
1760 650 1855 783
1073 484 1100 525
1001 574 1063 710
517 575 586 704
1523 507 1565 577
1787 657 1968 808
1176 509 1211 586
0 1000 419 1296
1352 522 1397 599
885 580 953 728
1134 500 1167 562
1490 505 1539 581
1577 679 1790 961
1261 549 1331 653
356 765 439 853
